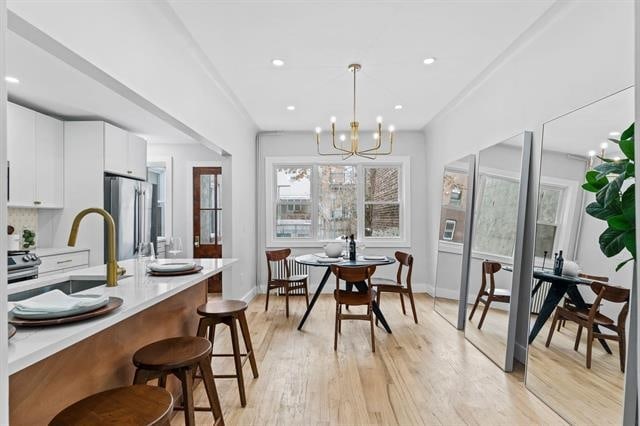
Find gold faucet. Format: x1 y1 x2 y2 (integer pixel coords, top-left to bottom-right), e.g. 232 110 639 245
68 208 126 287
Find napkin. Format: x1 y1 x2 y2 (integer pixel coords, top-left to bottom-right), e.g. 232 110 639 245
363 255 387 261
12 290 109 314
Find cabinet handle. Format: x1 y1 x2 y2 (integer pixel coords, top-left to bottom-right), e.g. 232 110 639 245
33 201 42 205
127 170 133 174
56 259 73 264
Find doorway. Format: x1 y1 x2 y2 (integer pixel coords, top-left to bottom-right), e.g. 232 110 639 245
193 167 222 292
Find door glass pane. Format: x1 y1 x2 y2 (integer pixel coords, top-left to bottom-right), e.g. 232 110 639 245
200 175 215 208
365 167 398 202
216 175 221 209
317 165 357 240
200 210 216 244
216 210 222 244
364 203 399 237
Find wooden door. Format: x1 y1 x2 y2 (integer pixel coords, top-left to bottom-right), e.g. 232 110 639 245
193 167 222 292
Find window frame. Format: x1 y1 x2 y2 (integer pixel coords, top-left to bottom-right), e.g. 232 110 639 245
265 156 411 248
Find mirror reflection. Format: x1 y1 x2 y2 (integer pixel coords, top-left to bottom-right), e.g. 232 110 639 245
434 155 474 328
465 133 529 371
526 87 634 424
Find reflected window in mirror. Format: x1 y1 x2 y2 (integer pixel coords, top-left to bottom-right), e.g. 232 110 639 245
439 167 468 244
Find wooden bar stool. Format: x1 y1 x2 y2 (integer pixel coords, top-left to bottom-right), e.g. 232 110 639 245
196 299 259 407
132 336 224 426
50 385 173 426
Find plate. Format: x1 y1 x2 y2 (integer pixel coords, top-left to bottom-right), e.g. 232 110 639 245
8 324 16 340
148 262 196 273
11 294 110 320
363 256 387 261
9 297 123 327
316 257 343 263
147 265 203 277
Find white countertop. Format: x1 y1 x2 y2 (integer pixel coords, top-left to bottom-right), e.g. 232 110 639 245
34 246 90 257
8 258 237 374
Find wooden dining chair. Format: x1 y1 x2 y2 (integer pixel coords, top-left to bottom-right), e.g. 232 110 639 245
371 251 418 324
468 261 511 330
557 272 609 330
546 281 629 372
331 265 377 352
265 248 309 318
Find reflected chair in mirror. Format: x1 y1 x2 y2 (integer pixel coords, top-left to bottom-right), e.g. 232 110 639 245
265 248 310 318
557 272 609 331
371 251 417 324
331 265 377 352
468 261 511 330
546 281 629 372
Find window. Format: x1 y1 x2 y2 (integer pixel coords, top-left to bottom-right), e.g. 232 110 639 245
534 186 564 258
438 168 469 244
442 220 456 241
267 159 408 245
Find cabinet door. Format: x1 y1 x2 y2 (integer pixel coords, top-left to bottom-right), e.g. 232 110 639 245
7 103 36 207
35 113 64 208
103 122 128 175
127 133 148 180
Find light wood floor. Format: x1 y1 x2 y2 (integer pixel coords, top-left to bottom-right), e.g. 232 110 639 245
172 293 564 425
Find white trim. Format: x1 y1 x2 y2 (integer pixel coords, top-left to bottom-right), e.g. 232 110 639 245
147 156 174 239
265 156 411 248
240 286 258 304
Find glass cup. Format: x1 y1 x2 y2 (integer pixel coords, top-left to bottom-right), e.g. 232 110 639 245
168 237 183 258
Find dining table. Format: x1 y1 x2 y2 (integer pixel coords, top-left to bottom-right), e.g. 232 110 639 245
527 268 612 353
295 253 396 333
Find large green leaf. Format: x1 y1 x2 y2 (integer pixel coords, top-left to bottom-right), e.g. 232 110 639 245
586 201 620 220
585 170 609 188
604 172 625 207
607 214 633 231
616 257 635 271
599 228 626 257
594 161 626 180
620 123 634 141
624 231 636 257
619 139 634 161
625 161 635 178
622 184 635 222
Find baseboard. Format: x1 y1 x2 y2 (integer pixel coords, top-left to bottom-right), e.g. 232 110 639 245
241 286 258 303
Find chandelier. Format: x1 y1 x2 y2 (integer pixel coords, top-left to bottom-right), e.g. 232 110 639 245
315 63 395 159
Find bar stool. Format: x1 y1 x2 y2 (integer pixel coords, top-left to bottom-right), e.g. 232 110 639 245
132 336 224 426
196 299 259 407
49 385 173 426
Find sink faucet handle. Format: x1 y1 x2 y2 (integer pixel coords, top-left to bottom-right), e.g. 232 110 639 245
117 265 127 277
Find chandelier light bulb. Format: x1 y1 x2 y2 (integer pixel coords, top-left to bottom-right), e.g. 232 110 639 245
373 133 379 140
600 142 609 150
330 116 336 124
388 125 395 133
588 150 596 157
613 156 621 161
609 131 621 138
376 116 383 124
339 134 346 142
315 127 322 134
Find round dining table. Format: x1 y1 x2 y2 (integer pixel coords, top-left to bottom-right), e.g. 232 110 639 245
295 253 396 333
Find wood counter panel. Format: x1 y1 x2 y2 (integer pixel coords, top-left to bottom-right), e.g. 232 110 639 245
10 281 207 426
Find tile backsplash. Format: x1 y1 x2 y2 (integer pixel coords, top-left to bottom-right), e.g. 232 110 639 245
8 208 38 247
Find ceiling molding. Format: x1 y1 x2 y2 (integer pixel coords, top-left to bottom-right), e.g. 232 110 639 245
422 0 572 131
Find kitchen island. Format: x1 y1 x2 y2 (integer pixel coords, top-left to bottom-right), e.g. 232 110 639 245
8 258 236 425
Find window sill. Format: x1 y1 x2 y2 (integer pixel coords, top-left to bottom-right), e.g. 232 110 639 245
266 239 411 249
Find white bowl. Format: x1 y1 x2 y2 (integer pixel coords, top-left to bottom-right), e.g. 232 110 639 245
324 242 343 258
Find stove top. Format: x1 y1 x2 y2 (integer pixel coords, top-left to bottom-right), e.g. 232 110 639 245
8 250 41 272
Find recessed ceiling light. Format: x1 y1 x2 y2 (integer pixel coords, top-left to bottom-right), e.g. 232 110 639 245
271 59 285 67
5 76 19 84
423 57 436 65
394 105 403 110
286 105 296 111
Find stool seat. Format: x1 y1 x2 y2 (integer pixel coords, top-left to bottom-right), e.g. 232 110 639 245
133 336 211 371
50 385 173 426
198 299 248 317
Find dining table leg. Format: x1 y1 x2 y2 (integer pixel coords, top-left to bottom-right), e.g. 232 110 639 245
297 267 333 331
352 281 392 334
529 283 567 344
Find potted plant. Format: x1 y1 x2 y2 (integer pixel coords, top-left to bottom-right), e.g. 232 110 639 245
582 123 635 271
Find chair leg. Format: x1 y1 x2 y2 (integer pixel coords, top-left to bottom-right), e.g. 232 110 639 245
176 368 196 426
574 325 583 351
338 304 342 334
468 294 481 320
238 311 259 379
545 311 560 348
265 286 270 312
334 302 339 351
586 328 594 369
408 290 418 324
399 291 406 315
196 317 208 339
229 318 247 407
284 285 290 318
477 298 491 330
132 368 151 385
369 306 375 353
619 331 626 373
375 290 381 326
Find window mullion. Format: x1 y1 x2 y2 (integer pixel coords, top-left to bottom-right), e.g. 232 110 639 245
357 164 364 240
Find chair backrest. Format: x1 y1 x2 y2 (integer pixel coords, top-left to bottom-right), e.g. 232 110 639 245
578 272 609 282
395 251 414 289
331 265 376 302
588 281 630 325
481 261 501 295
265 248 291 281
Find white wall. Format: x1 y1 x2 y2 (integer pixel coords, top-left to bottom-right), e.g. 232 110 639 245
423 1 634 359
257 131 427 292
8 1 259 301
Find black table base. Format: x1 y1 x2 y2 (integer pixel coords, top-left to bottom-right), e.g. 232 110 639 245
297 268 392 334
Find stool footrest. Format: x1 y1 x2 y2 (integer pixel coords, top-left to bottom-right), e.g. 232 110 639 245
174 405 214 412
212 353 249 358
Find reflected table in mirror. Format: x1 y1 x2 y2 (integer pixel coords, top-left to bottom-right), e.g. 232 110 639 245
295 254 396 333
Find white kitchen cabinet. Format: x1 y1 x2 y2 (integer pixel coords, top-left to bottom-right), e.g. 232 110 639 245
7 103 64 208
103 122 147 180
37 249 90 277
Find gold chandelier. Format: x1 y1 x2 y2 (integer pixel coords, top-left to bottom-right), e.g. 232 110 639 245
315 63 395 159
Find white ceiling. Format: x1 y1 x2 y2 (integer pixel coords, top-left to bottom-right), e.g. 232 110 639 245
543 87 635 157
169 0 555 131
5 30 197 144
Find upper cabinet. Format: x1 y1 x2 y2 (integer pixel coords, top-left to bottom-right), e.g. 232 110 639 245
7 103 63 208
103 122 147 180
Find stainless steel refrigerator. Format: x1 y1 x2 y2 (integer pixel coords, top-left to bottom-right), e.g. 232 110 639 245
104 175 157 261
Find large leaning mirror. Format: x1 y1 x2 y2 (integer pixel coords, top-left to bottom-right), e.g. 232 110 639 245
525 87 634 424
464 132 531 371
434 155 475 329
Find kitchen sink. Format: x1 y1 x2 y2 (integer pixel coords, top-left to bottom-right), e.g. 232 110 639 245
9 279 107 302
